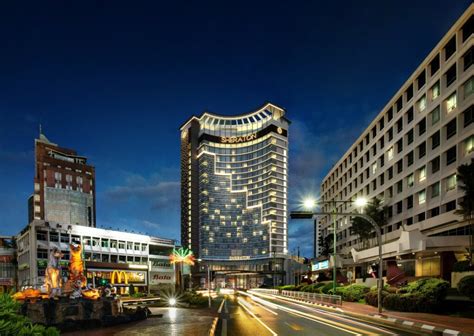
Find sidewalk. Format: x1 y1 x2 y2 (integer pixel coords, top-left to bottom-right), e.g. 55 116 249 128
340 301 474 334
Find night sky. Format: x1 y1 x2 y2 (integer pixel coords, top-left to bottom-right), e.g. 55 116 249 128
0 1 470 257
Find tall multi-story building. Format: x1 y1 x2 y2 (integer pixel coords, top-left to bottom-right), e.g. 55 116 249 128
319 5 473 282
180 103 290 287
0 236 16 293
29 131 96 227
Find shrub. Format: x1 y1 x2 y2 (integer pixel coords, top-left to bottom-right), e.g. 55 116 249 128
383 293 435 313
182 292 208 307
278 285 296 291
404 278 449 303
294 284 306 291
458 275 474 299
453 260 473 273
341 284 370 302
320 282 340 294
0 293 59 336
365 289 389 307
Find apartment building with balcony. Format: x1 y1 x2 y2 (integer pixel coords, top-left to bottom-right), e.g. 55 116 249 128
319 5 474 282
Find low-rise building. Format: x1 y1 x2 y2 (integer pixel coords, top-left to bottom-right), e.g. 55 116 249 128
16 220 176 293
0 236 16 293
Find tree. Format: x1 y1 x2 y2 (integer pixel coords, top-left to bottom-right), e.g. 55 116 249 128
455 159 474 265
350 197 388 249
318 234 333 257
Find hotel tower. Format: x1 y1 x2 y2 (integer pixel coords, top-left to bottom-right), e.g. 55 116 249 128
180 103 290 287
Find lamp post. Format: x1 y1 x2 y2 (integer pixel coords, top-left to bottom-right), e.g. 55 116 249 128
291 197 384 314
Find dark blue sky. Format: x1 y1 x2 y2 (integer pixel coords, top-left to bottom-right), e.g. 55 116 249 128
0 1 470 257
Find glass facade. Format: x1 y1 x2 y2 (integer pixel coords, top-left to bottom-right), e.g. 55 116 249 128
181 103 289 264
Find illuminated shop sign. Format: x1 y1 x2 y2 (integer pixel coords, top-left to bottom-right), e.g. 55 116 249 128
311 260 329 271
150 271 175 285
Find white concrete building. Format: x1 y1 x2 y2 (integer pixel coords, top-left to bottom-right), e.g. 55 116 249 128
319 5 473 282
16 220 176 293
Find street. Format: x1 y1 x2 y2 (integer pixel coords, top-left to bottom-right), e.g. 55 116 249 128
216 291 427 336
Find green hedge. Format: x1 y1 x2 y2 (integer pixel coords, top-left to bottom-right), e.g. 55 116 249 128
340 284 370 302
368 278 450 312
458 275 474 299
0 293 59 336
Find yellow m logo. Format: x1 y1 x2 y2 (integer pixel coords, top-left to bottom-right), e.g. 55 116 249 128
111 270 129 284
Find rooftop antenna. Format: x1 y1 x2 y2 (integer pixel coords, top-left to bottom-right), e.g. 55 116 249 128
39 124 42 136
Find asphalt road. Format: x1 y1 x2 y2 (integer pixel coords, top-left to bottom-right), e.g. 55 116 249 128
216 291 427 336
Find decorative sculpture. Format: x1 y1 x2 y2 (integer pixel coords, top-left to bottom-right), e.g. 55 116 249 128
67 243 87 288
44 247 63 299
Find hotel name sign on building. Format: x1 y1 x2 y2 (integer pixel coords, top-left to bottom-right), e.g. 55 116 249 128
220 133 257 144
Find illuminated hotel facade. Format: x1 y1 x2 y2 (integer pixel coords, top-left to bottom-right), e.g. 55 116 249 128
180 103 290 287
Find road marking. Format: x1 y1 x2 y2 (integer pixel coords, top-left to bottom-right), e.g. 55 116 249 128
249 291 393 336
218 298 226 313
237 297 278 336
284 322 303 331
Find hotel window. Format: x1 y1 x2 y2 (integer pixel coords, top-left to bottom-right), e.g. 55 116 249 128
431 182 440 198
418 142 426 159
431 131 440 149
397 138 403 153
446 92 457 113
371 162 377 174
446 174 457 191
417 95 427 112
431 156 440 174
464 77 474 98
388 166 393 180
462 15 473 42
388 128 393 141
396 201 403 214
418 190 426 205
446 145 457 165
418 166 426 182
464 46 473 71
446 118 457 139
464 106 473 127
465 136 474 155
387 147 394 160
417 70 426 89
397 159 403 174
396 97 403 112
407 195 413 209
397 180 403 193
431 106 440 125
406 84 413 101
444 36 456 60
418 118 426 135
396 118 403 133
407 129 414 145
430 54 440 76
407 174 414 188
431 81 440 100
406 107 414 123
407 151 414 167
387 108 393 121
445 64 457 87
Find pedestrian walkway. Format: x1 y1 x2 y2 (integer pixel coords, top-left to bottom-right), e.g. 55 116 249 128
341 301 474 334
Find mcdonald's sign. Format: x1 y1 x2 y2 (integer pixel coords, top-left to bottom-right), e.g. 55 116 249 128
111 270 129 285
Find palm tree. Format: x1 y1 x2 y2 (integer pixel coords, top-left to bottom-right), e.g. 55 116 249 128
318 234 333 257
456 159 474 265
351 197 388 249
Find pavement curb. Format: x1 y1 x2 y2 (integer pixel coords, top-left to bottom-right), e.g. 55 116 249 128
271 294 474 336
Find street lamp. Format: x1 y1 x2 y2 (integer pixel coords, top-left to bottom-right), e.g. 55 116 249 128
293 197 384 314
197 258 212 308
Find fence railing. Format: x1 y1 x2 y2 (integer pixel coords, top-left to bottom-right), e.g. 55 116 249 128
281 290 342 306
249 288 342 307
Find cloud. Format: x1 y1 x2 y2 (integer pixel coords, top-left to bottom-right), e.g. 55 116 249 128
104 174 180 211
288 220 314 257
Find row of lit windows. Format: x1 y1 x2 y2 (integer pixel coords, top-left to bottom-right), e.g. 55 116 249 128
323 20 473 193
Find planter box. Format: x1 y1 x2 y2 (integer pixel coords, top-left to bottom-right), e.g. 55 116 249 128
451 271 474 288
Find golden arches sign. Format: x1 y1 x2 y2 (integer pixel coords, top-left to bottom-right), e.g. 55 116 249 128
111 270 128 285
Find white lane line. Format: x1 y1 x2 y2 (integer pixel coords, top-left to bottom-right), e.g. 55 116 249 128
252 292 396 335
250 299 279 316
237 297 278 336
218 298 226 313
